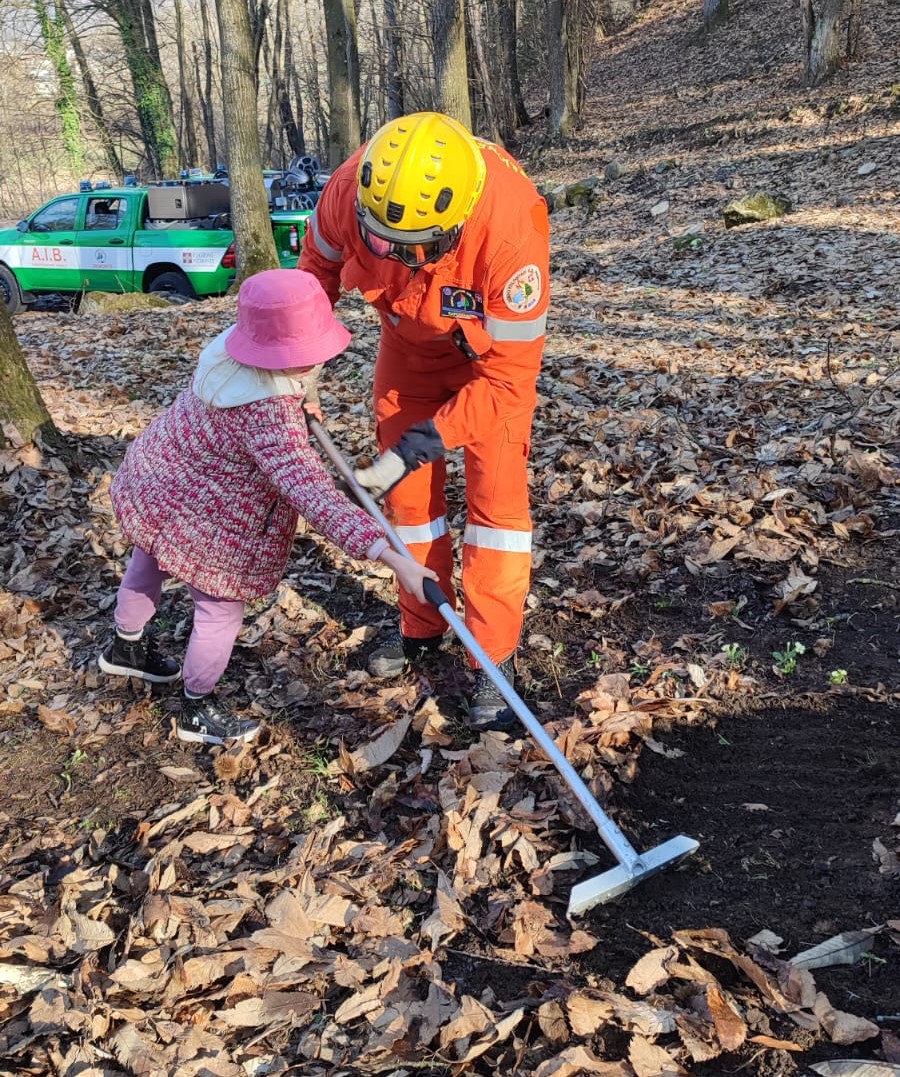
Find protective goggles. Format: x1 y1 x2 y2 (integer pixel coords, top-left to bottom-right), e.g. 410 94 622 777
356 204 461 268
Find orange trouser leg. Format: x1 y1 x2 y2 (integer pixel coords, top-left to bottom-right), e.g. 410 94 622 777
374 342 458 640
462 410 534 665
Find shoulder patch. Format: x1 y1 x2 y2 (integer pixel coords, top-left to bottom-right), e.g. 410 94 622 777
502 265 542 314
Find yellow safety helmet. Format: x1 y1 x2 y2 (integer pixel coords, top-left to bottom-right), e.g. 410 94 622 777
356 112 487 267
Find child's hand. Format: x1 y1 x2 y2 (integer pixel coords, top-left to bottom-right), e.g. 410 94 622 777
302 399 324 424
379 548 439 604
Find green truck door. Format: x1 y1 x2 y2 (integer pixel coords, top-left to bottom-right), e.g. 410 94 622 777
76 194 135 291
15 196 83 292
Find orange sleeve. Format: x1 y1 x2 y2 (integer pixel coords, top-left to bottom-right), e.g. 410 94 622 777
297 153 362 306
431 198 550 450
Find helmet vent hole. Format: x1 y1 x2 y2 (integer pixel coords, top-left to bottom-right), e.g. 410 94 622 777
386 201 405 224
435 187 453 213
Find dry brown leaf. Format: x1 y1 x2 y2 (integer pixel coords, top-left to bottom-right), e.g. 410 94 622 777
625 945 678 994
36 704 76 735
567 991 616 1036
538 999 571 1043
535 1044 632 1077
420 869 467 949
629 1034 690 1076
334 980 385 1024
218 990 318 1027
158 765 202 784
346 714 412 772
873 838 900 876
790 928 881 970
57 910 116 953
707 983 747 1051
813 992 879 1045
748 1034 804 1051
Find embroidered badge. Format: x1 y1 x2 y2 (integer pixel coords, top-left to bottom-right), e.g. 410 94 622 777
502 265 542 313
440 286 484 320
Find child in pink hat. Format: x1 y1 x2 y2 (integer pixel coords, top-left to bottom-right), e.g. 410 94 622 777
99 269 436 745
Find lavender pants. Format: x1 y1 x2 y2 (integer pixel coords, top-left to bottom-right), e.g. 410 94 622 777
114 548 244 696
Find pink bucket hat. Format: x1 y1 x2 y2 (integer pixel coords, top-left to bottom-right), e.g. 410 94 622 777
224 269 351 370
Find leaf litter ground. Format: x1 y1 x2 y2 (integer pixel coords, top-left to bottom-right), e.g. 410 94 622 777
2 1 899 1073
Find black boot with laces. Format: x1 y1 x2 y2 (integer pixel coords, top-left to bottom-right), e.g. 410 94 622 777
367 630 444 678
466 657 518 733
99 631 181 684
177 694 261 745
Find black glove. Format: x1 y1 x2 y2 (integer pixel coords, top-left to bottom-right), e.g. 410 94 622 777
354 420 445 499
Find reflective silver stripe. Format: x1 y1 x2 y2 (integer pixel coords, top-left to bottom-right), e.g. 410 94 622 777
484 311 548 342
395 518 448 544
310 211 343 262
464 524 532 552
384 312 400 327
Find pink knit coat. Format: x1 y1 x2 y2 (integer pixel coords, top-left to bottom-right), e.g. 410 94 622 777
111 389 385 601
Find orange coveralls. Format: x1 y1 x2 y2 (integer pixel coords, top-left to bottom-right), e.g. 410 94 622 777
299 142 550 664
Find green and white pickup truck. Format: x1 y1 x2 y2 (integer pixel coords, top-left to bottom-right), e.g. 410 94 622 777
0 185 311 314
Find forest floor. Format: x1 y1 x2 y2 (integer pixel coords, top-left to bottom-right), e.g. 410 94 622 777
1 0 899 1074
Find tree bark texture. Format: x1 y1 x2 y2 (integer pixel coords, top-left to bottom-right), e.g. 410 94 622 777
432 0 473 129
599 0 634 30
197 0 219 167
108 0 179 177
801 0 847 85
60 0 123 177
273 0 303 157
174 0 200 167
548 0 589 138
323 0 362 165
215 0 279 279
384 0 405 119
702 0 728 32
497 0 530 129
34 0 85 178
466 0 501 141
0 308 55 449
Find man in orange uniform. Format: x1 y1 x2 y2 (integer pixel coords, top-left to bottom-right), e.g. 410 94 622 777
298 112 549 732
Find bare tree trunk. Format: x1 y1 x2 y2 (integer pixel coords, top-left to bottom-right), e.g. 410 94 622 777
60 0 123 177
548 0 589 138
497 0 529 128
846 0 862 56
35 0 84 178
215 0 278 279
432 0 472 128
199 0 219 166
801 0 847 85
0 307 56 448
107 0 179 178
467 0 501 140
702 0 728 31
323 0 361 165
277 0 304 156
598 0 633 29
384 0 405 119
174 0 200 167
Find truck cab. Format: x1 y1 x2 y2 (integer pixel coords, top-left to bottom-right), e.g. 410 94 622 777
0 184 312 314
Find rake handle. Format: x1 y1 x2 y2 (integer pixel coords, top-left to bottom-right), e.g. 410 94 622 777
307 418 643 873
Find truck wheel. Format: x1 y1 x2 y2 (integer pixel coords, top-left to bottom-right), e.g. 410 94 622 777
148 271 196 301
0 265 24 315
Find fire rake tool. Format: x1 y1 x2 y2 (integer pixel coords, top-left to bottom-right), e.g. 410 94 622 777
309 419 699 916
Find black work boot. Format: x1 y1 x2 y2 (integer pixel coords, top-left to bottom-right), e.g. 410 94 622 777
176 694 261 745
367 630 444 678
99 631 181 684
467 657 518 733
